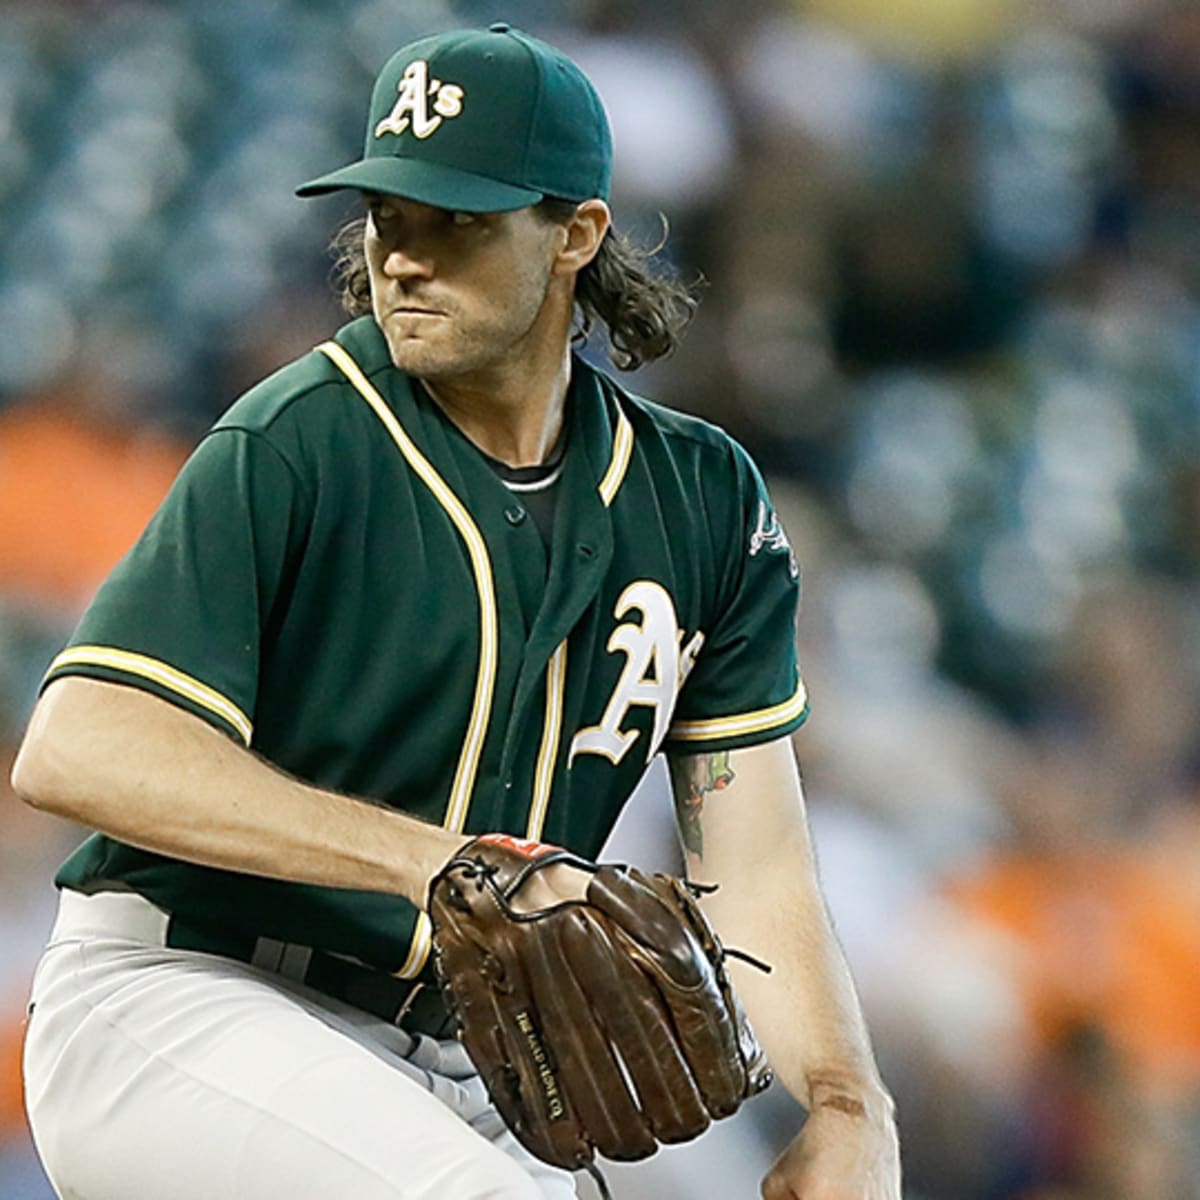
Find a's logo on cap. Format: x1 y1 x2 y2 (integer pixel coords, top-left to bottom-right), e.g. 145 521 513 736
374 59 465 141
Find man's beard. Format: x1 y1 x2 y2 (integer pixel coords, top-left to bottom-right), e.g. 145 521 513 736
377 280 552 381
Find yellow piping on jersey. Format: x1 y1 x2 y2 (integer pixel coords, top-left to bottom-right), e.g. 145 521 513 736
598 402 633 507
668 677 809 742
46 646 254 745
526 641 568 842
396 912 432 981
317 340 498 979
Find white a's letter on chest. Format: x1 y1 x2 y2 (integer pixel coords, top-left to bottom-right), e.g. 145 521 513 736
569 581 704 768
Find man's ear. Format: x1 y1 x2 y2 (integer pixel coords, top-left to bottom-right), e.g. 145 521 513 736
551 199 611 277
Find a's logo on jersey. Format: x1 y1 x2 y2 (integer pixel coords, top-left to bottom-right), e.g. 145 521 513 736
749 500 799 580
374 60 465 140
569 581 704 768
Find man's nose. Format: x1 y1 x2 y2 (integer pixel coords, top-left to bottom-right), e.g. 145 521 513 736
381 242 435 281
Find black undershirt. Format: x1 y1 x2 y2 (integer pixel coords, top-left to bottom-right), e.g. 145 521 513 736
477 445 565 550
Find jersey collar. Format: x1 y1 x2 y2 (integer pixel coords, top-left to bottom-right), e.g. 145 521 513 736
335 320 635 508
568 353 634 508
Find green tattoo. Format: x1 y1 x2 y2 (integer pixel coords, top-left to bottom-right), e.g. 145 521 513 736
670 751 735 858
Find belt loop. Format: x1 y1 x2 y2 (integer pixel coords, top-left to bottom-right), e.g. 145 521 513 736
251 938 313 982
281 944 314 980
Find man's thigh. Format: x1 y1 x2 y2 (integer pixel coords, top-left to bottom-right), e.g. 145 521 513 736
24 936 571 1200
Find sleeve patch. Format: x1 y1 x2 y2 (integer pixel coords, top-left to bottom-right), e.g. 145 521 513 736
749 500 799 580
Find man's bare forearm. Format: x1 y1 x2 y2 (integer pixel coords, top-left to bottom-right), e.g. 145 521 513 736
710 860 891 1117
669 745 892 1116
11 677 466 908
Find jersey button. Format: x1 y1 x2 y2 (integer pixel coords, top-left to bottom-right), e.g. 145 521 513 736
504 505 526 526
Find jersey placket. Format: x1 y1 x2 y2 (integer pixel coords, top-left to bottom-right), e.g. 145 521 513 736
488 377 627 836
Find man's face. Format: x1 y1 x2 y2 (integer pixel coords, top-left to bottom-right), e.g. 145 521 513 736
363 194 565 380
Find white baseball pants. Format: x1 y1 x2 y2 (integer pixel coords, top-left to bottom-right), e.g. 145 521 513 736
23 889 576 1200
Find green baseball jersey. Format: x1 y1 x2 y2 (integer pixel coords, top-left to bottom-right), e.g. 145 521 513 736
46 316 807 983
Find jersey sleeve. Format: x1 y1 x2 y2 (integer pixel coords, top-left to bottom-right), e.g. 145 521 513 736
42 427 311 746
664 443 808 754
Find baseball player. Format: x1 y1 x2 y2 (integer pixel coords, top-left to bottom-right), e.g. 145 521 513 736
13 23 900 1200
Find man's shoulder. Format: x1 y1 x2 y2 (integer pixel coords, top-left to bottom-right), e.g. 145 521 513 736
214 317 390 436
609 377 744 468
604 372 734 456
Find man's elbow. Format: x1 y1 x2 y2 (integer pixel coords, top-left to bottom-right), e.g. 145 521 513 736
11 725 72 813
10 691 96 819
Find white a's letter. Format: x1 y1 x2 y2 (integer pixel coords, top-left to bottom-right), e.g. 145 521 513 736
569 582 701 767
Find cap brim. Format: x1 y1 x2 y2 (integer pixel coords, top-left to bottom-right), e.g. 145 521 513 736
295 157 543 213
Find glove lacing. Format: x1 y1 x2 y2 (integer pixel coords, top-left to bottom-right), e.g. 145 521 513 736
684 880 773 976
585 1161 615 1200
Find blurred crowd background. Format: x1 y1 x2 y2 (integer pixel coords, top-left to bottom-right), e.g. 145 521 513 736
2 0 1199 1197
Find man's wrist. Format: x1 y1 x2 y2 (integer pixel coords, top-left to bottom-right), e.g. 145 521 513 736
806 1070 895 1123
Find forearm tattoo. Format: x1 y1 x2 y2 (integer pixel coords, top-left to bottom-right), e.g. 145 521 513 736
669 751 735 859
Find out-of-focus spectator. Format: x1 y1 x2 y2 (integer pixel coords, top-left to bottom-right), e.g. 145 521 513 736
948 776 1200 1090
0 396 186 612
1039 579 1200 816
0 369 189 615
942 761 1200 1197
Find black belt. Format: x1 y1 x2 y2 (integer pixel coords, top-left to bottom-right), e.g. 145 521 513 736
126 898 453 1037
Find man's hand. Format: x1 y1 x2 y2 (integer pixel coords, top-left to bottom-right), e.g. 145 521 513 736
505 857 592 912
762 1087 901 1200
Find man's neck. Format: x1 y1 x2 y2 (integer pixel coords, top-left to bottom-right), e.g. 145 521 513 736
421 345 573 469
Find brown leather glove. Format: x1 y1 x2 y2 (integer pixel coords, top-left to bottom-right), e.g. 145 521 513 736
427 833 773 1174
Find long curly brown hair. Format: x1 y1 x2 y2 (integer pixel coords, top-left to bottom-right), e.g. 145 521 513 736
328 199 698 370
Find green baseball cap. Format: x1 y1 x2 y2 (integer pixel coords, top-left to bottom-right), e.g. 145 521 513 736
296 23 612 212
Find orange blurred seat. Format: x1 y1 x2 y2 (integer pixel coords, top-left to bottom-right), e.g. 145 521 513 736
948 851 1200 1091
0 401 188 612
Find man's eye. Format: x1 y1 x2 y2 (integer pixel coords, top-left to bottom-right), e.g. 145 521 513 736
451 211 477 227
